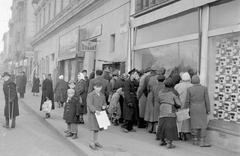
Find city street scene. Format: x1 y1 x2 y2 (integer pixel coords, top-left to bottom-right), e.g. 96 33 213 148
0 0 240 156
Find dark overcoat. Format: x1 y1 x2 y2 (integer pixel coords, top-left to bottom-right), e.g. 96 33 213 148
40 79 55 110
88 76 111 97
87 91 107 131
54 79 68 102
16 75 21 92
185 84 210 129
63 96 80 123
18 75 27 94
3 79 19 118
122 78 138 121
32 77 40 93
75 79 88 114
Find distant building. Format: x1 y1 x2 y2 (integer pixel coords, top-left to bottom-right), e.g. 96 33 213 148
31 0 130 84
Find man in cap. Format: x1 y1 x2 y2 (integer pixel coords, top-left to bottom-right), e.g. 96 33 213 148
121 68 139 133
110 71 119 93
2 72 19 128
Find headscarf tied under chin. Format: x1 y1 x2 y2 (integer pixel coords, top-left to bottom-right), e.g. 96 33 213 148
78 73 85 81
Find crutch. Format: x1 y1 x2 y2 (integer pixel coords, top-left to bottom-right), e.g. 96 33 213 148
8 85 14 130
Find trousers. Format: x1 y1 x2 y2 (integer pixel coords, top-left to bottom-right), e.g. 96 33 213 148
191 128 206 138
67 123 78 133
121 120 134 131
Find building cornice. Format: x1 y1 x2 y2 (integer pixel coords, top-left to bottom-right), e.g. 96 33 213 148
31 0 99 46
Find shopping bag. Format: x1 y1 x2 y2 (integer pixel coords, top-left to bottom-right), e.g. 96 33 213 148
42 100 52 113
176 109 190 122
95 111 111 130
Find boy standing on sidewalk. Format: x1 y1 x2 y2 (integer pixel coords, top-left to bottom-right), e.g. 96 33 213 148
63 89 80 139
87 80 107 150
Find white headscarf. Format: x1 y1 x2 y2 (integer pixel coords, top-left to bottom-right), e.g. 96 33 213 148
78 73 85 81
59 75 64 79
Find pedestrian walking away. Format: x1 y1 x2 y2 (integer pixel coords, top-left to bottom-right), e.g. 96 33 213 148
2 72 19 129
18 71 27 98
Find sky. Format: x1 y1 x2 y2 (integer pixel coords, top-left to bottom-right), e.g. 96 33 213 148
0 0 12 53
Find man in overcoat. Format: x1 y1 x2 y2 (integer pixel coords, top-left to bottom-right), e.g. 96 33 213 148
2 72 19 128
121 68 139 133
18 71 27 98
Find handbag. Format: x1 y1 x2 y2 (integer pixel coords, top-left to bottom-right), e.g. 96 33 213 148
175 108 190 122
42 100 52 113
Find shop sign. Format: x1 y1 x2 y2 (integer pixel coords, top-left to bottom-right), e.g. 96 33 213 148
86 25 102 39
24 59 27 66
81 41 97 52
25 51 34 58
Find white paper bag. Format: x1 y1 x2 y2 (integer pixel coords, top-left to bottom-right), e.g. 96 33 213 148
95 111 111 129
176 109 190 122
42 100 52 113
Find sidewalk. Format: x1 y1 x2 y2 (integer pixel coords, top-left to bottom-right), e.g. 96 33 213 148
19 87 239 156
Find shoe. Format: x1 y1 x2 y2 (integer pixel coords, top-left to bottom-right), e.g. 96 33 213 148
129 129 137 132
72 133 77 139
65 133 73 137
3 125 9 128
182 133 188 141
160 140 167 146
11 125 15 128
89 145 98 150
199 139 211 147
166 143 176 149
95 142 103 148
121 128 129 133
155 136 160 141
193 138 198 146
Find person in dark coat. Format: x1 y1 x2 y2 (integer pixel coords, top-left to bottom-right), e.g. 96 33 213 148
88 69 111 99
121 68 139 133
82 69 89 87
54 75 68 108
102 69 112 82
32 74 40 96
87 80 107 150
63 89 80 139
110 71 119 93
2 72 19 129
75 72 88 124
40 74 54 118
89 70 95 80
185 75 211 147
16 72 21 93
10 71 15 83
18 71 27 98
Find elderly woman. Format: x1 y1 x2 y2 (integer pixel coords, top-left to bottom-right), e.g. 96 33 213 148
75 72 88 124
54 75 68 108
174 72 193 141
185 75 211 147
157 78 181 149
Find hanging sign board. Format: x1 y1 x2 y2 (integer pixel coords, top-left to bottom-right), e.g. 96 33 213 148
81 41 97 52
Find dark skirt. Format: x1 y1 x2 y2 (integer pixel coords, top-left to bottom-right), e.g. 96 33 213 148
156 117 179 141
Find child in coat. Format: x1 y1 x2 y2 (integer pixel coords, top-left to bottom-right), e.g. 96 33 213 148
63 89 80 139
87 80 107 150
108 88 123 126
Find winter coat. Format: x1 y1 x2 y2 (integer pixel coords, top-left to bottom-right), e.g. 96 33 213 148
3 79 19 118
18 75 27 94
32 77 40 93
40 79 55 111
143 72 157 96
63 96 80 124
75 79 88 114
16 75 21 92
175 81 193 132
88 76 111 97
54 79 68 102
185 84 210 129
137 74 147 118
122 78 138 121
87 91 107 131
103 72 112 82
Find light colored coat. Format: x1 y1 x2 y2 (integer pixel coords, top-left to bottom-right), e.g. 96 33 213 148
137 74 147 118
175 81 193 132
185 84 210 129
87 91 107 131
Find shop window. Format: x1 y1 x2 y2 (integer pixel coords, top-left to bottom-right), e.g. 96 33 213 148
134 39 199 74
136 10 198 45
209 0 240 30
110 34 116 52
208 32 240 124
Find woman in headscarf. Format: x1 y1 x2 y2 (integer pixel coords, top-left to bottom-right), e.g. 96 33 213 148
185 75 211 147
32 74 40 96
156 78 181 149
174 72 193 141
54 75 68 108
75 72 88 124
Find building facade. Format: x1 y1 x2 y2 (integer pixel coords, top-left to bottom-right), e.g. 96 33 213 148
9 0 36 79
130 0 240 152
31 0 130 84
2 31 11 72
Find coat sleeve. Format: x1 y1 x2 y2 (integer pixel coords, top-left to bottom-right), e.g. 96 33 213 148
123 80 132 104
75 97 80 116
87 93 97 113
137 76 145 99
9 83 17 102
54 82 59 93
184 89 191 109
87 79 94 94
173 95 182 109
106 81 112 96
204 87 211 113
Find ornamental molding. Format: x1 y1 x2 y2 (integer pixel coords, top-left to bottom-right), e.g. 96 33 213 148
31 0 98 46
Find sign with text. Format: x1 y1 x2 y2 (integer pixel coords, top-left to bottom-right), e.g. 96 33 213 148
81 41 97 52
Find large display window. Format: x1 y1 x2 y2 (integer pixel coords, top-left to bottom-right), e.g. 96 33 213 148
208 32 240 124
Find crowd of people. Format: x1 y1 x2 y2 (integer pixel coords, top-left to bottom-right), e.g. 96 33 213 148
2 65 211 150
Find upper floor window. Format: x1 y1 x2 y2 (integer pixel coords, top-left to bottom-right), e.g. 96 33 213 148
110 34 116 52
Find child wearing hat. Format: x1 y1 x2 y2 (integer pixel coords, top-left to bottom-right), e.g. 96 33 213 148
63 89 80 139
87 80 107 150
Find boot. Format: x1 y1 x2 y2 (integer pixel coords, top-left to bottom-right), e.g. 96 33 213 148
65 132 73 137
159 139 167 146
72 133 78 139
179 132 183 140
166 140 175 149
182 133 188 141
199 138 211 147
